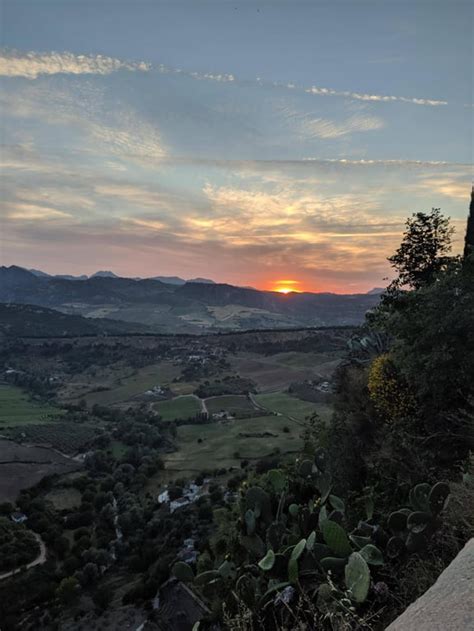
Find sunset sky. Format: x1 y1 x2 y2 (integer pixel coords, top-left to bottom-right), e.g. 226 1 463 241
1 0 472 293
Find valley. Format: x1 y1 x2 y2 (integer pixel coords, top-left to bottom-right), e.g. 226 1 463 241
0 326 348 501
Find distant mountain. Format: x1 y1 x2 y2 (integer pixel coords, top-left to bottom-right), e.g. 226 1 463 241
188 277 215 284
151 276 186 285
28 268 51 278
367 287 385 295
0 266 380 332
90 270 119 278
26 268 216 285
29 268 88 281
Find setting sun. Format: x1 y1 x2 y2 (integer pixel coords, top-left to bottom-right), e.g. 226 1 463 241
273 279 302 294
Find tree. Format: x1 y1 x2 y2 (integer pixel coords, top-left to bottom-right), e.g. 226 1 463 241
56 576 80 606
464 187 474 261
388 209 454 290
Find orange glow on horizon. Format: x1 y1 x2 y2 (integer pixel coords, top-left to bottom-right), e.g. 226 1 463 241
272 279 304 294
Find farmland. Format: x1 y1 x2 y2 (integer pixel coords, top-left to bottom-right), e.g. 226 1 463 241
154 395 202 421
77 361 181 406
0 439 81 503
0 385 62 427
205 394 257 417
160 413 304 480
230 351 336 392
254 391 332 423
3 422 98 455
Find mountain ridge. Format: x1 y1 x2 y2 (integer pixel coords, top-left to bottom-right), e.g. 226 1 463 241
0 265 380 332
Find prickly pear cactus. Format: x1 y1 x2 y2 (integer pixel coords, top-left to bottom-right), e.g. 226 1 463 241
245 486 272 523
321 520 353 557
345 552 371 603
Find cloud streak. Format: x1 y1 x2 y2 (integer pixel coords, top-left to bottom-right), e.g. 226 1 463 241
0 50 150 79
1 48 448 108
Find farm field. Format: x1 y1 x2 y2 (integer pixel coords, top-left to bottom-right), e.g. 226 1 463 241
154 395 202 421
0 384 62 427
160 414 303 480
205 394 257 417
81 361 181 406
230 351 339 392
0 439 81 503
254 391 332 423
3 422 98 455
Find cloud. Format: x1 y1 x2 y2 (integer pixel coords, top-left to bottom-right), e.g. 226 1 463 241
288 112 384 139
1 48 448 109
1 83 166 162
0 50 150 79
6 202 72 220
415 175 472 201
303 84 447 107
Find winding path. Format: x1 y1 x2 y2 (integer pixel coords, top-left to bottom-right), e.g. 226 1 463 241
0 532 46 581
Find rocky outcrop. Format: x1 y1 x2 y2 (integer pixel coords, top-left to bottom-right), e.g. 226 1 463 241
386 538 473 630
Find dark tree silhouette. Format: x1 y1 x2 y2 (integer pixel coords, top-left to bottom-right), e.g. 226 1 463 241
388 208 454 290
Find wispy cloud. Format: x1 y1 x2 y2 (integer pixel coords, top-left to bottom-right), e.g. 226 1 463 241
1 48 448 108
6 202 72 221
0 50 150 79
303 85 447 107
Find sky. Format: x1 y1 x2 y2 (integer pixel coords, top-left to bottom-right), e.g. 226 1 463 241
0 0 472 293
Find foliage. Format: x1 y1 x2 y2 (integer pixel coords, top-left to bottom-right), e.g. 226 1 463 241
367 354 416 422
186 451 451 628
387 208 455 291
0 517 40 573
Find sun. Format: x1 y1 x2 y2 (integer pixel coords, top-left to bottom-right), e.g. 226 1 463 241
272 280 302 294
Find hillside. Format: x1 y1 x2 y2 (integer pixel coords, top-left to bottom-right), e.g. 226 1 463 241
0 304 151 337
0 266 379 332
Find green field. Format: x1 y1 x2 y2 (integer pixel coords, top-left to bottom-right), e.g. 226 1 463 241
162 414 303 477
0 384 62 427
154 395 202 422
205 395 256 417
83 361 181 406
254 391 332 422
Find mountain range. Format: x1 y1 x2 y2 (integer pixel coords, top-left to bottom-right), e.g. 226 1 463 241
0 266 380 333
28 268 215 285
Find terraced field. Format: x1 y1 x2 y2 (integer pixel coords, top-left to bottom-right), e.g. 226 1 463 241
0 384 62 427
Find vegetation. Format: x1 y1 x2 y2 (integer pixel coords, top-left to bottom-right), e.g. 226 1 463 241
0 384 62 427
0 517 40 573
0 207 471 631
154 395 202 422
255 391 332 423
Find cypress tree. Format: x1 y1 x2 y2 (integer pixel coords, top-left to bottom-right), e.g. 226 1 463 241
464 186 474 260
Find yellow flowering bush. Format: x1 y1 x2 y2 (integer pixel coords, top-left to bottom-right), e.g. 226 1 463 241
368 354 415 422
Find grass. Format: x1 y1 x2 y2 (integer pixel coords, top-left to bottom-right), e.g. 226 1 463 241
154 395 202 422
0 384 62 427
45 487 81 510
83 361 181 406
161 414 303 478
205 395 257 417
254 391 332 423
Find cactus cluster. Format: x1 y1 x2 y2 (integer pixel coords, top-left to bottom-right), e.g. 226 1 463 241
178 452 450 621
387 482 450 555
347 330 391 364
